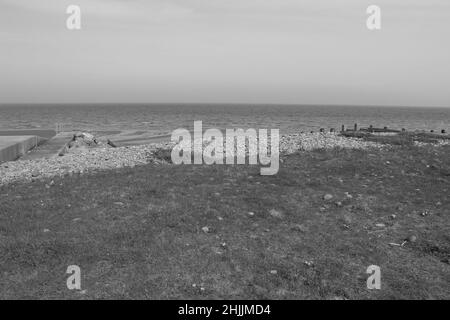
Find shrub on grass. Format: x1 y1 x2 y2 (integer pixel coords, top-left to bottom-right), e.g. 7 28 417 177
151 148 173 163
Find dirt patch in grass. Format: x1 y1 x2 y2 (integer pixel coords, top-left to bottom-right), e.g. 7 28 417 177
0 145 449 299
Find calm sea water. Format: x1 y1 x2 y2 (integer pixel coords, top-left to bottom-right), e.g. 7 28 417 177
0 104 449 136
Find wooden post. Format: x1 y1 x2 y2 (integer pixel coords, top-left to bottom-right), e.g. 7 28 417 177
341 125 345 132
354 123 358 132
319 128 324 133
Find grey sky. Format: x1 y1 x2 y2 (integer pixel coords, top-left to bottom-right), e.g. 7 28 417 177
0 0 449 106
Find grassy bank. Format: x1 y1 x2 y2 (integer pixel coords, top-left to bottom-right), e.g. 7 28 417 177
0 143 449 299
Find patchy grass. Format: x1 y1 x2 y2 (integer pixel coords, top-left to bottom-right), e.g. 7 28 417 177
340 131 450 146
0 144 449 299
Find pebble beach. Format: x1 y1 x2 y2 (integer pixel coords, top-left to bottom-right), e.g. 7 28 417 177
0 132 447 186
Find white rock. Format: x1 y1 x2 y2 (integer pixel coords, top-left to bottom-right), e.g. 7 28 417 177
201 226 210 233
269 209 284 219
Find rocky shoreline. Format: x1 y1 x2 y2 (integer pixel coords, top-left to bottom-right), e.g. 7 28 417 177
0 132 445 186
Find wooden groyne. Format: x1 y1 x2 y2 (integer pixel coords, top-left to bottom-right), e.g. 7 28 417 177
341 123 446 134
305 124 447 135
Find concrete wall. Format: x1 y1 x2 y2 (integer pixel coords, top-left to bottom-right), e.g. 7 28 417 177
0 136 47 163
0 130 56 140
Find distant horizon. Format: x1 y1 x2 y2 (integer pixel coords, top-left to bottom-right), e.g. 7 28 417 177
0 102 449 109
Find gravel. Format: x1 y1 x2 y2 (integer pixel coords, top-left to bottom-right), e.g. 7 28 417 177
280 132 386 152
0 132 398 186
0 143 172 186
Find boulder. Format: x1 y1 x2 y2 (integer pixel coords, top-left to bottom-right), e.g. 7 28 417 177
73 132 98 146
65 132 99 153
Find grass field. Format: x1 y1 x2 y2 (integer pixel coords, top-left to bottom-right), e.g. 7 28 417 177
0 141 449 299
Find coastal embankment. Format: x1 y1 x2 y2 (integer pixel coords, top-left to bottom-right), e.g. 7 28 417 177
1 131 449 186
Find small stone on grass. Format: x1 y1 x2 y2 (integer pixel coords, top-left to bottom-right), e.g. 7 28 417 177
202 226 210 233
269 209 284 219
323 194 333 201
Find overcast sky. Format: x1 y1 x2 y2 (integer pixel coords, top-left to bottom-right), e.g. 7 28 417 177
0 0 449 106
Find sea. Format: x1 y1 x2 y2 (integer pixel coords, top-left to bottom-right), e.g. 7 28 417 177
0 104 449 136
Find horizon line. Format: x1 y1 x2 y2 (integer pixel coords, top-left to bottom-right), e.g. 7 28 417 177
0 102 449 109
